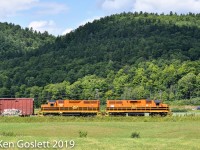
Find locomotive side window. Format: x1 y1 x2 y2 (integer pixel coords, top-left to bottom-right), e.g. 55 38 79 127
154 100 160 106
84 101 97 104
130 101 138 103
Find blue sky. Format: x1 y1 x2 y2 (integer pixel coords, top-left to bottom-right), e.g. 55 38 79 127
1 0 200 36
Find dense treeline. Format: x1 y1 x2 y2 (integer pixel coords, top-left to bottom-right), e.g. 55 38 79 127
5 60 199 107
0 12 199 107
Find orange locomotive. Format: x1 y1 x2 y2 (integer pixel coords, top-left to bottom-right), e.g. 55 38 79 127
40 100 100 116
106 99 170 116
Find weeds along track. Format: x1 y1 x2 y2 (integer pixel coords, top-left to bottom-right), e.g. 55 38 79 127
0 115 200 123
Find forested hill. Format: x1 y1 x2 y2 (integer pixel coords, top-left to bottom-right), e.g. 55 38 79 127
0 12 200 106
0 22 55 60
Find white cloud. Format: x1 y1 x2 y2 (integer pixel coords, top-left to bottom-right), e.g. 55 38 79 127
133 0 200 14
62 28 73 35
0 0 38 18
99 0 134 12
29 20 61 35
79 16 102 26
99 0 200 14
62 16 102 35
0 0 68 18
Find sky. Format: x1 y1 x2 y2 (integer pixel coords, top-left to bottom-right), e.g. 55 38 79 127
1 0 200 36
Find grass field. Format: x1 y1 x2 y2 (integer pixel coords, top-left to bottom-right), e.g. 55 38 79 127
0 116 200 150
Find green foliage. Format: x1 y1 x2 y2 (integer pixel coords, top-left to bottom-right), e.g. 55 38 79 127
131 132 140 138
1 131 16 137
178 73 197 99
79 131 88 138
167 98 200 106
0 23 54 60
171 108 188 112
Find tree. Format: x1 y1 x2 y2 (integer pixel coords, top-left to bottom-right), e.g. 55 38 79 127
178 73 196 99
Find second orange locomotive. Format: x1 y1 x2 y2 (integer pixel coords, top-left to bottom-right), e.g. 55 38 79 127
106 99 169 116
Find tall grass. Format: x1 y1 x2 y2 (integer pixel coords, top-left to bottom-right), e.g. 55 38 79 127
171 108 188 112
1 131 16 136
0 115 200 123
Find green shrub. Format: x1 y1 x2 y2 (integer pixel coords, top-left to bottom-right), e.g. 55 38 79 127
171 108 188 112
1 131 16 136
79 131 87 138
131 132 140 138
167 98 200 106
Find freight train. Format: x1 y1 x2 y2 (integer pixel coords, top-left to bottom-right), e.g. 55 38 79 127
0 98 170 116
40 99 170 116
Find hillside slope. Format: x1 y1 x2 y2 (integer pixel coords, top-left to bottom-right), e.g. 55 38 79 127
0 12 199 105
